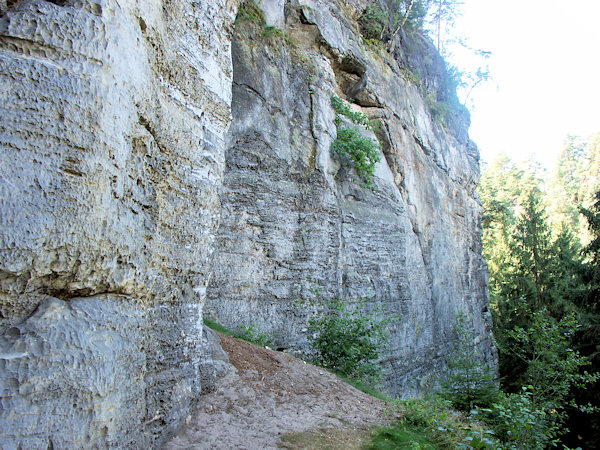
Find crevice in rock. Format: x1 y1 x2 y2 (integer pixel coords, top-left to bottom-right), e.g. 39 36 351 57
47 286 130 301
306 90 318 174
331 54 367 100
138 114 169 156
233 80 267 104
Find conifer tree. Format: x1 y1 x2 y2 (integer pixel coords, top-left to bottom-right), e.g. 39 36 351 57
480 150 600 446
572 190 600 447
440 312 498 411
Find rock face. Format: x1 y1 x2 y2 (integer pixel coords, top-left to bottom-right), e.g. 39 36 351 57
204 0 495 397
0 0 235 447
0 0 494 446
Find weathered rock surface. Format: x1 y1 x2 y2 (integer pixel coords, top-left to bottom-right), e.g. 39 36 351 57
0 0 495 446
0 0 235 446
205 0 495 397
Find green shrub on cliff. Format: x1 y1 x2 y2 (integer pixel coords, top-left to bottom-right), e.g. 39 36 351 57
308 298 393 384
331 128 381 188
331 95 373 129
236 0 265 25
330 96 381 188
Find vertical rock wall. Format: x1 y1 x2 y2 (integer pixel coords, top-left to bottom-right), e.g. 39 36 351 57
0 0 495 445
0 0 235 446
205 0 495 397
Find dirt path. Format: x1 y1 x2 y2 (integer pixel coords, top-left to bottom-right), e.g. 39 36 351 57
163 333 396 449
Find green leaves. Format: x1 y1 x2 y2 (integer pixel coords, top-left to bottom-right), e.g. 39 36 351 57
483 311 599 448
506 311 598 406
481 150 600 446
357 1 430 44
439 312 499 412
331 128 381 188
234 324 274 347
236 0 265 25
308 298 392 384
330 96 381 189
331 95 373 129
489 388 558 450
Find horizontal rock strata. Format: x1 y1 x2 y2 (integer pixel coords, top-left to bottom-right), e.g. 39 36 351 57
0 0 495 446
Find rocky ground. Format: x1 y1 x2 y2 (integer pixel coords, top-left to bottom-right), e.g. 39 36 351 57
163 332 396 449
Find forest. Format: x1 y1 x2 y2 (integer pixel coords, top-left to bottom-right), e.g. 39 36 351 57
476 134 600 448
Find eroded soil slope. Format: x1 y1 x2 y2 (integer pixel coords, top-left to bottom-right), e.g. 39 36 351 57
164 333 395 449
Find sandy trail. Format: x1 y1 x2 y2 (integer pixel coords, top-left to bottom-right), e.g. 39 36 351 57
163 332 395 449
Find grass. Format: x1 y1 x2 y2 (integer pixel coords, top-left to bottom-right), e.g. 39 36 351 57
203 318 273 347
373 398 499 449
369 423 440 449
262 25 297 48
236 0 265 25
334 372 390 402
236 1 296 49
203 317 235 336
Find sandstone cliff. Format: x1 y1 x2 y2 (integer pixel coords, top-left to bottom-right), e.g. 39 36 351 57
205 0 494 397
0 0 494 447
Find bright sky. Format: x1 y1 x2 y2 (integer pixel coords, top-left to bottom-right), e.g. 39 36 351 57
448 0 600 170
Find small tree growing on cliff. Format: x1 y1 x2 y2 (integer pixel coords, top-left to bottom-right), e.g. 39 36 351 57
330 95 381 189
359 1 429 44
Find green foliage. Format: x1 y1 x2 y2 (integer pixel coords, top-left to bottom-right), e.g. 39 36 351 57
236 0 265 25
505 311 598 408
582 190 600 265
577 191 600 446
330 96 381 188
480 149 600 446
479 155 589 391
203 317 273 347
422 60 469 126
236 1 295 48
483 312 598 448
400 67 422 85
358 5 387 41
331 95 373 129
308 297 393 384
203 317 235 336
549 134 600 240
579 190 600 363
369 423 439 449
234 324 274 347
331 127 381 188
425 92 451 122
487 389 559 450
381 398 498 449
440 313 499 411
261 25 296 47
334 372 390 401
358 1 429 44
